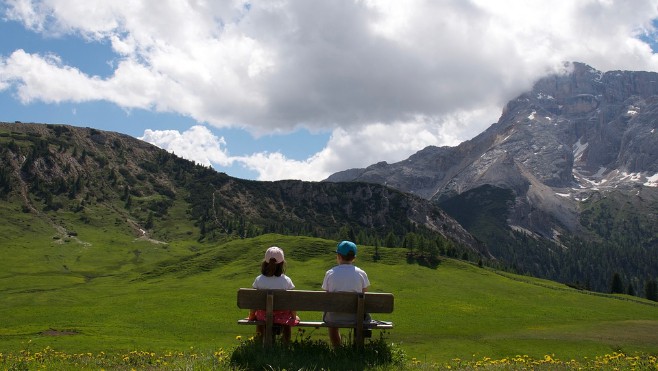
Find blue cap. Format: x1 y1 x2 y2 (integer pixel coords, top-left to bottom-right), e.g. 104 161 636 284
336 241 357 256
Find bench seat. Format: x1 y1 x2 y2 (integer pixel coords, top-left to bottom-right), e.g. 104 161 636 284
237 319 394 329
236 288 394 347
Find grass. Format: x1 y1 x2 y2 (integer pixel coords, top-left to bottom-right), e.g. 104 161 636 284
229 332 405 370
2 341 657 370
0 345 231 370
1 221 658 368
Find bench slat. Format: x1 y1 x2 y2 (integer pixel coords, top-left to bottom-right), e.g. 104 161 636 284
237 289 394 313
237 319 394 329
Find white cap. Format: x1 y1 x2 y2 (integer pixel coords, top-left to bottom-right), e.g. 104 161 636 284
264 246 285 263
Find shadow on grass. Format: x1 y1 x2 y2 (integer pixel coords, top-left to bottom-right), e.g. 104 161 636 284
406 253 441 269
230 332 405 370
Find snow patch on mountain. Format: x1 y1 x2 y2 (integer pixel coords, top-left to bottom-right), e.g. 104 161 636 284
572 138 588 162
537 93 555 100
645 173 658 187
620 172 644 182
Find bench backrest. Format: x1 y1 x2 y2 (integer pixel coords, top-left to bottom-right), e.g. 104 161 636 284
237 288 394 313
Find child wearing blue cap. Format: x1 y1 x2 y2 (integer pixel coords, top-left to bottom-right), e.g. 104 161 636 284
322 240 370 347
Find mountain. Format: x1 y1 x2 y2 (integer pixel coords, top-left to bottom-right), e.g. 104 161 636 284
0 122 485 264
325 62 658 293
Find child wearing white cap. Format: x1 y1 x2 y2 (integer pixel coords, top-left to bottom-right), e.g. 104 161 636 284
247 246 299 342
322 240 370 347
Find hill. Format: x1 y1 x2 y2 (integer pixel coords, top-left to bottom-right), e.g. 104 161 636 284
0 121 484 262
1 233 657 364
325 62 658 293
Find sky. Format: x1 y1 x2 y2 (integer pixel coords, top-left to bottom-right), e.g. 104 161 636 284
1 1 658 181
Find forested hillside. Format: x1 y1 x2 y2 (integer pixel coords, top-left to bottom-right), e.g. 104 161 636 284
0 122 483 264
439 184 658 295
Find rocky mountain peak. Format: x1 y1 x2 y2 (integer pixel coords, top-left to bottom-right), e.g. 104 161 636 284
325 62 658 238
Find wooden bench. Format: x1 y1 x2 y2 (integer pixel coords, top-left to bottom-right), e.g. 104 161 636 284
237 288 394 347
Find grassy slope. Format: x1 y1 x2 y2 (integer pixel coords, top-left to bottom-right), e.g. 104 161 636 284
1 216 658 364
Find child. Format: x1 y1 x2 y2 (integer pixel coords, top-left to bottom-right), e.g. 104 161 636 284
322 240 370 347
248 246 300 342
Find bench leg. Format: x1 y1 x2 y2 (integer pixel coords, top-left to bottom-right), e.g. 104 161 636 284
355 325 365 349
329 327 341 348
257 324 286 347
264 326 273 347
355 324 364 349
330 327 365 348
264 291 274 347
355 293 365 348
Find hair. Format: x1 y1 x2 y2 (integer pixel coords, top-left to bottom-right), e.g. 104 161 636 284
261 258 285 277
338 252 356 262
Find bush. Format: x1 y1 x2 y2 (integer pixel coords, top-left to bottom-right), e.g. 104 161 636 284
230 331 404 370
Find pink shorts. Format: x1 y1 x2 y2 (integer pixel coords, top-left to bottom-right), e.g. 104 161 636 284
254 310 299 326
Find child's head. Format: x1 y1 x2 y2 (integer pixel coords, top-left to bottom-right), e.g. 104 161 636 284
336 240 357 263
261 246 286 277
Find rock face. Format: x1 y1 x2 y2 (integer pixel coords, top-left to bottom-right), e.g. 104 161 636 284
325 62 658 240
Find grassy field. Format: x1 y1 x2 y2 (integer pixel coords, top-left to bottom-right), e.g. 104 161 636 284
2 208 658 367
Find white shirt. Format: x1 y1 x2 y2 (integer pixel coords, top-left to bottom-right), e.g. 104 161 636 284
252 274 295 290
322 264 370 293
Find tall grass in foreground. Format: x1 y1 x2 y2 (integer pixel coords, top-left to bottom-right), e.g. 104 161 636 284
1 339 657 370
230 332 405 370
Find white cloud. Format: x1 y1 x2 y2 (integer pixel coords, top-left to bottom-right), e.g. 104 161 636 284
232 106 499 181
139 125 233 167
141 107 497 181
4 0 658 129
3 0 658 180
236 151 327 181
1 50 101 103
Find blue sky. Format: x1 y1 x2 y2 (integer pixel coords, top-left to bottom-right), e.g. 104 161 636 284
0 13 330 179
2 1 658 181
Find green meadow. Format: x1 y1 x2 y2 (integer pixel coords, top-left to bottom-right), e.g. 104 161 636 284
2 215 658 367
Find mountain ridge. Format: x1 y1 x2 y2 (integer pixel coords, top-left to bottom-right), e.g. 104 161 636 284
325 62 658 292
0 122 486 263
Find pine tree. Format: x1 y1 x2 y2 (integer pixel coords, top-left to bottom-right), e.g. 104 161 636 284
145 211 154 229
0 166 10 194
404 233 415 255
417 237 426 257
348 228 356 243
646 279 658 302
610 272 624 294
338 226 351 241
384 232 397 248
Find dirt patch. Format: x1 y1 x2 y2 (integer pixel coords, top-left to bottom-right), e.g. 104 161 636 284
40 328 80 336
